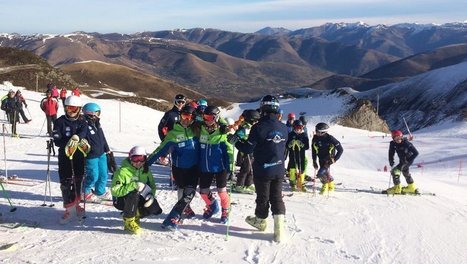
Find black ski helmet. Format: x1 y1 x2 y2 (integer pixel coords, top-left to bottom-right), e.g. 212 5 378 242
293 120 303 127
242 109 261 124
260 95 280 114
315 122 329 133
299 115 308 125
204 105 220 116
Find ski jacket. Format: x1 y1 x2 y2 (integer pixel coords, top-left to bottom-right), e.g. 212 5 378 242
52 115 88 153
235 114 288 179
51 87 59 98
111 158 156 198
60 89 67 99
388 138 419 166
147 122 199 169
15 94 27 108
2 97 20 114
286 119 294 132
40 96 59 116
286 131 309 171
198 125 234 173
157 106 181 141
311 133 343 164
71 88 81 96
84 118 110 159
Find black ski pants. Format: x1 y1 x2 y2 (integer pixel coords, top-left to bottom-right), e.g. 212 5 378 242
58 150 85 207
253 177 286 219
114 191 162 218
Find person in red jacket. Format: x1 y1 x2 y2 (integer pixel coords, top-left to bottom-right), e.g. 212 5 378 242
40 90 59 136
51 86 59 99
71 87 81 96
59 87 67 107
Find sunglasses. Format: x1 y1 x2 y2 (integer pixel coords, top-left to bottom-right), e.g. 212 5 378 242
130 155 146 163
175 100 186 105
65 105 80 113
181 112 193 120
203 114 216 122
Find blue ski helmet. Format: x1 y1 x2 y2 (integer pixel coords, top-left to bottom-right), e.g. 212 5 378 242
83 102 101 116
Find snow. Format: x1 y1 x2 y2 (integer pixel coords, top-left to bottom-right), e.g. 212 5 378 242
0 86 466 263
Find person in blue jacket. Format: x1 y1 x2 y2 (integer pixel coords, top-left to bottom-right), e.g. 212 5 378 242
81 102 112 203
147 105 200 230
228 95 288 242
52 95 89 224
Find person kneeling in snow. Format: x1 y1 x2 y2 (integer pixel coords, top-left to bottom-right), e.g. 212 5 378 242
111 146 162 235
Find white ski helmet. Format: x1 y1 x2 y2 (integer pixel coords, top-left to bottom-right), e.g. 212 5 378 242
128 146 147 157
65 95 82 107
225 117 235 126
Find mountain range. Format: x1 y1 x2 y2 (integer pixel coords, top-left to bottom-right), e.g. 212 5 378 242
1 22 467 101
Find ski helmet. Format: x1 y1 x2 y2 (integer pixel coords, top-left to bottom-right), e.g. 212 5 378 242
260 95 280 114
129 146 147 158
181 105 196 115
391 130 403 139
64 95 82 107
288 113 295 119
299 115 308 125
82 102 101 115
315 122 329 133
225 117 235 126
203 105 220 122
197 99 208 107
293 120 304 128
242 109 260 124
174 94 186 105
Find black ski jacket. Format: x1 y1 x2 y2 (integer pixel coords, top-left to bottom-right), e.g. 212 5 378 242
157 106 181 141
311 133 343 164
235 114 288 179
388 138 418 166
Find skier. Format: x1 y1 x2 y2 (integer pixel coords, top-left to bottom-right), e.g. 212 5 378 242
286 119 310 192
111 146 162 235
146 105 200 230
71 87 81 96
194 98 208 122
81 102 113 203
59 87 67 107
51 85 59 99
311 122 343 195
286 113 295 132
2 90 21 137
40 90 59 136
52 95 90 223
15 90 31 123
197 105 234 224
228 95 288 242
157 94 186 141
386 130 419 194
232 109 260 194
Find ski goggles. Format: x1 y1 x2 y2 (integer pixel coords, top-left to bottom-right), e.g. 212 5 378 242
175 99 186 105
316 131 326 136
180 112 193 120
203 114 216 122
65 105 80 113
130 155 146 163
85 111 101 117
293 125 304 131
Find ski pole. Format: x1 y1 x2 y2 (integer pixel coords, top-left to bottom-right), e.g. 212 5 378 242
402 117 413 140
38 117 46 136
42 140 54 207
2 124 8 179
0 182 17 212
226 148 236 241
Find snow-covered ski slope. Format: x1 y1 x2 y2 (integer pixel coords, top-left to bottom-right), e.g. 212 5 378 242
0 85 466 264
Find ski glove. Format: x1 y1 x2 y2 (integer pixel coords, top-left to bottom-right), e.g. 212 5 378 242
77 138 91 157
65 135 80 158
143 194 155 208
219 124 229 134
227 134 240 145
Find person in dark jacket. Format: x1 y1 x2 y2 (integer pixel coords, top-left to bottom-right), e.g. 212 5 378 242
286 119 310 192
81 102 112 203
157 94 186 141
311 122 343 195
2 90 21 137
228 95 288 243
386 130 419 194
15 90 31 123
52 95 89 224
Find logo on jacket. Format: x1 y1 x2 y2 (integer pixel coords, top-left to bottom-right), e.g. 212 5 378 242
266 131 286 143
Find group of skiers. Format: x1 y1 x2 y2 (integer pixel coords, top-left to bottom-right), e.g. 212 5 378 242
23 86 417 243
1 89 31 137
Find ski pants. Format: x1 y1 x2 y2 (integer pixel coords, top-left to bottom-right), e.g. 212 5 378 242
84 153 108 196
7 111 18 135
58 150 85 207
236 153 254 187
18 108 28 123
46 114 57 135
170 166 199 218
114 190 162 218
253 177 286 219
317 159 334 183
391 163 414 185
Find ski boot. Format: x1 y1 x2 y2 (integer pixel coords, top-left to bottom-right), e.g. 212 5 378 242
245 215 267 231
203 199 220 219
273 214 285 242
220 208 229 224
161 210 181 230
319 183 329 195
401 183 417 194
123 216 142 235
385 184 402 194
182 205 196 219
328 181 335 192
289 180 297 192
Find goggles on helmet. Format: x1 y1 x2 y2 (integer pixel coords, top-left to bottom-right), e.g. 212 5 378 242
181 112 193 121
203 114 216 122
130 155 146 163
65 105 80 113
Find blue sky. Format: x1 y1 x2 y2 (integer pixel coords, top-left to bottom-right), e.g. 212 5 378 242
1 0 466 34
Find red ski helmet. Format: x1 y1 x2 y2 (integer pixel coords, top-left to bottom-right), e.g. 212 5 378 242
287 113 295 119
391 130 403 139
